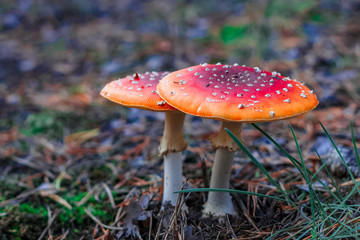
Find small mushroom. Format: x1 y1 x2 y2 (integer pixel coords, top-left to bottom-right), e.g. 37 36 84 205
157 64 319 216
100 72 187 206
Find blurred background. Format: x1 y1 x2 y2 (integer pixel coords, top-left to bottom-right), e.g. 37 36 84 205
1 0 360 238
1 0 360 134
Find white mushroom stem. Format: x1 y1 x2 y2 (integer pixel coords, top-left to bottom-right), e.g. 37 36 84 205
163 151 183 205
159 111 187 206
204 121 242 216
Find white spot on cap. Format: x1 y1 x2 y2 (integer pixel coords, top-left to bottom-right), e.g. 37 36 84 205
254 67 261 72
194 72 200 76
237 94 243 97
216 62 221 65
287 84 293 88
177 74 182 77
170 91 175 95
300 93 307 98
233 63 239 66
188 68 194 71
201 63 208 67
283 88 289 92
283 98 291 103
157 101 166 105
276 90 281 94
265 94 271 97
270 111 275 117
238 104 245 109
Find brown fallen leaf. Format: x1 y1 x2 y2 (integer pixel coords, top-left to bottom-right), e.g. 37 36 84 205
65 128 100 145
31 92 91 111
0 127 18 145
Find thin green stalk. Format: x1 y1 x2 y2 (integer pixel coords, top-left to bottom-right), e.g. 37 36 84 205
225 128 297 208
316 150 343 200
318 181 360 228
265 220 311 240
319 121 360 195
252 123 343 203
290 125 316 236
350 122 360 174
251 123 306 177
175 188 290 203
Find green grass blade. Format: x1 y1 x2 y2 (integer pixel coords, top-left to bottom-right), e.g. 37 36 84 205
350 122 360 176
290 125 317 236
317 181 360 229
266 221 311 240
316 150 343 201
251 123 345 204
295 226 312 240
225 128 297 207
251 123 306 178
175 188 291 202
319 121 360 194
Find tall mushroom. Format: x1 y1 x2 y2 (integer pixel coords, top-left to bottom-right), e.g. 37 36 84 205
100 71 187 206
157 63 318 216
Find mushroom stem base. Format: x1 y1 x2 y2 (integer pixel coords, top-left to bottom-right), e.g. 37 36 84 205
163 151 184 205
159 111 187 156
210 121 242 151
203 148 235 216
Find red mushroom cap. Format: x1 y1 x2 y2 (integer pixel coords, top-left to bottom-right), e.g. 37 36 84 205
157 64 319 122
100 71 175 111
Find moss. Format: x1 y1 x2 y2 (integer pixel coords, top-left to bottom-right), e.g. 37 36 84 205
0 206 46 239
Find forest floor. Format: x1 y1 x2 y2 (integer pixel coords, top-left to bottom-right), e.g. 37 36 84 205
1 0 360 239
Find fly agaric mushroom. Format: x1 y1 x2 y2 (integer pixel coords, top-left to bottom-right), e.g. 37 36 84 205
100 72 187 206
157 63 319 216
